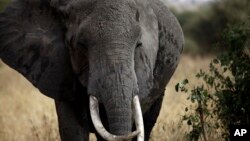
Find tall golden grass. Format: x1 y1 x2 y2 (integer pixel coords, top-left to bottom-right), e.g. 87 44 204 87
0 55 216 141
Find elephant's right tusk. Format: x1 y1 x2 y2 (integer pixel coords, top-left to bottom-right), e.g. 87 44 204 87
89 95 140 141
133 95 144 141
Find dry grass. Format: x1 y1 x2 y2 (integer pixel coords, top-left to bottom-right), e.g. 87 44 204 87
150 55 214 141
0 55 219 141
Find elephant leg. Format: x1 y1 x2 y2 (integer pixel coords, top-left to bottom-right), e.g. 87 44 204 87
95 133 106 141
55 80 90 141
142 95 164 141
55 100 89 141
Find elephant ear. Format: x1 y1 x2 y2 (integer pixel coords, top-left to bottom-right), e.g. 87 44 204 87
0 0 76 100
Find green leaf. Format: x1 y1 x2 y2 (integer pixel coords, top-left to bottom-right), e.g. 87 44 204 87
223 67 228 72
213 59 219 64
183 79 189 84
183 115 188 120
175 83 179 92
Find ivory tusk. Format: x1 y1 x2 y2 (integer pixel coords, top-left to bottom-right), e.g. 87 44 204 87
133 95 144 141
89 95 140 141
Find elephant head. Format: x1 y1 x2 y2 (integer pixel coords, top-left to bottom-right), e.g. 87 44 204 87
62 0 145 139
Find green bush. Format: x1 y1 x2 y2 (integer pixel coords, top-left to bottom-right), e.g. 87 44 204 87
173 0 250 54
0 0 10 11
176 23 250 141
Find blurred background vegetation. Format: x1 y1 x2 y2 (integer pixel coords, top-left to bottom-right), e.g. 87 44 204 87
0 0 10 11
166 0 250 54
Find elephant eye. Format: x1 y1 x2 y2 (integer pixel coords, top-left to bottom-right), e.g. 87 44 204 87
77 38 89 50
136 41 142 48
78 42 88 51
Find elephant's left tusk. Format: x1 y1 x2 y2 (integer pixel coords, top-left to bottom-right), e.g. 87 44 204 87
133 95 144 141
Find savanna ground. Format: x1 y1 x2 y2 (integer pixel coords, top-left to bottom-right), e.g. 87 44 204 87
0 54 220 141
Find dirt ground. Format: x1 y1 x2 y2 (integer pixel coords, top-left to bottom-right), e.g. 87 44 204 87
0 55 213 141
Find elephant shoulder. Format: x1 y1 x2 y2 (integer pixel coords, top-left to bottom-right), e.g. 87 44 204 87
148 0 184 97
150 0 184 54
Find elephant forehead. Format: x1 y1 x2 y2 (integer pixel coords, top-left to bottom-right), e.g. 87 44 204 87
94 11 138 32
61 0 140 42
92 0 138 27
78 15 140 44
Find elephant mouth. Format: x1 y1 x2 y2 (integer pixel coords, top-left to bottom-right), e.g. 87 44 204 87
89 95 144 141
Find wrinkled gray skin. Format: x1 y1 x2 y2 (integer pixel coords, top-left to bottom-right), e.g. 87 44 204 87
0 0 184 140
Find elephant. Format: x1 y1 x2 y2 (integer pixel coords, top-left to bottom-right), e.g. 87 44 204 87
0 0 184 140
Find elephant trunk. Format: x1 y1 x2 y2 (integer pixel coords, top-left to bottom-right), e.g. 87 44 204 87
104 82 133 135
90 64 136 135
88 44 144 140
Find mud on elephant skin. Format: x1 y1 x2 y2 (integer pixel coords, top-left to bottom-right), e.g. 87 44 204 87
0 0 184 140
